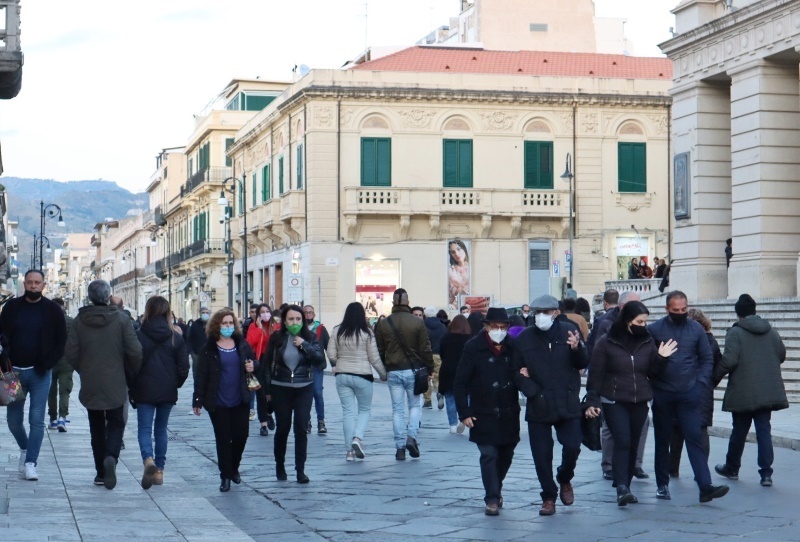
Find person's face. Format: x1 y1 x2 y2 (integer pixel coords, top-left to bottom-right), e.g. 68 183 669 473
412 309 424 319
484 322 509 332
259 307 271 319
449 243 466 264
24 273 45 292
221 315 235 328
666 297 688 316
200 309 211 318
303 307 315 321
285 309 303 327
629 314 648 327
632 258 638 265
534 309 556 317
461 308 470 315
521 305 530 316
249 307 257 319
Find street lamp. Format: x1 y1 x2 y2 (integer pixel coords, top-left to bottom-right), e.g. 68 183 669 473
150 225 172 305
39 201 65 269
220 204 234 308
32 234 51 269
560 153 574 285
218 175 248 315
121 247 139 314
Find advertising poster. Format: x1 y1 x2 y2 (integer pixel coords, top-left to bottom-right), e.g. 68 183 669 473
459 295 492 316
447 239 471 310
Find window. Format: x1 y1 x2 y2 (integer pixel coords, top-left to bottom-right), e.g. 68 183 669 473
443 139 473 187
198 142 210 171
296 144 304 189
618 142 646 193
251 173 257 207
262 164 271 202
361 138 391 186
278 155 285 194
523 141 553 189
225 138 234 167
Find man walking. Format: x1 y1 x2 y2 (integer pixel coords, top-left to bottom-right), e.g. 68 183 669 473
375 288 433 460
66 280 142 489
714 294 787 487
187 306 211 379
0 270 68 481
48 298 74 432
513 294 589 516
648 290 729 503
422 306 446 410
304 305 329 434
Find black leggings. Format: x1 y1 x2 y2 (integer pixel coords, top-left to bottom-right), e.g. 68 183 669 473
602 401 649 488
271 384 314 472
208 403 250 479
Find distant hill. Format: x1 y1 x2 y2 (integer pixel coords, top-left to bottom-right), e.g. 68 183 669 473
1 177 149 270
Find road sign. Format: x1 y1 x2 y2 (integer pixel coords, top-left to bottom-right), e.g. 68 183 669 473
287 273 303 301
553 260 560 277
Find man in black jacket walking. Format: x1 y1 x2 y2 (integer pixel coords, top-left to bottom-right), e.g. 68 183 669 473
513 294 588 516
187 306 211 379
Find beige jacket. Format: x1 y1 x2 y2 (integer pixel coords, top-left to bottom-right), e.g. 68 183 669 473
327 327 387 380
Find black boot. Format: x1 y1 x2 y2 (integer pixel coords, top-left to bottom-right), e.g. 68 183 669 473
276 465 287 481
617 485 635 506
219 478 231 492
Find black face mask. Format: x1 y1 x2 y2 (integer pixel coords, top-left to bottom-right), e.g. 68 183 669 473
24 290 42 301
668 312 688 324
629 324 648 337
305 318 314 325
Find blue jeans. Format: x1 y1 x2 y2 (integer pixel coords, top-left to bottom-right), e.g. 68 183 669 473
136 403 173 470
726 408 774 477
335 374 374 450
312 367 325 421
444 392 459 426
7 368 51 465
387 370 421 449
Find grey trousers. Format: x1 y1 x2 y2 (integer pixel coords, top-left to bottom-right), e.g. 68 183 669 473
601 414 649 472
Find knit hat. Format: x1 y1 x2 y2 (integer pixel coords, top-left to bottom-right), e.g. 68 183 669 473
734 294 756 317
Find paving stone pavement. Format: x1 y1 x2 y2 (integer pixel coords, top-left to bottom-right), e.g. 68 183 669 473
1 372 798 541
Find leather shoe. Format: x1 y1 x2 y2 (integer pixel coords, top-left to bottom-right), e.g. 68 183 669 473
259 426 269 437
266 415 275 431
633 467 649 479
656 485 671 500
539 500 556 516
405 436 420 458
297 472 310 484
484 503 499 516
617 485 635 507
602 470 613 480
714 464 739 480
559 482 574 506
231 473 241 484
395 448 406 461
276 466 288 481
761 475 773 487
699 484 729 503
219 478 231 492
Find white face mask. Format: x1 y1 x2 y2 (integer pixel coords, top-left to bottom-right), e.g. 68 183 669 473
260 313 271 322
488 329 508 343
535 313 554 331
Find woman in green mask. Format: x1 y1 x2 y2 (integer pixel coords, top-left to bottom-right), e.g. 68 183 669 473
263 304 325 483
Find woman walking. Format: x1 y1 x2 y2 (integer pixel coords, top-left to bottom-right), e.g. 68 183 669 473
132 296 190 489
246 303 277 436
263 304 325 483
585 301 676 506
327 302 387 461
438 314 472 434
193 309 257 492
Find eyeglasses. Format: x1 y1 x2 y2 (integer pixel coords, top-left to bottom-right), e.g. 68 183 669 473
486 324 509 330
303 310 314 314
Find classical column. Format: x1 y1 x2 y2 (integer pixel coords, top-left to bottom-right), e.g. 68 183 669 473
728 60 800 298
668 80 732 300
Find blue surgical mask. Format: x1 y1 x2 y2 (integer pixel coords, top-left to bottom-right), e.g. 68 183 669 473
200 313 210 322
220 326 235 338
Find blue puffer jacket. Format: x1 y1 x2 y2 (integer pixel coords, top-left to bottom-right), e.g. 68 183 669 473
648 316 712 393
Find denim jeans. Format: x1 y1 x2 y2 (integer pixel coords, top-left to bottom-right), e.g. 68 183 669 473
387 370 421 449
7 368 51 465
444 392 459 426
136 403 173 470
312 366 325 421
336 374 374 450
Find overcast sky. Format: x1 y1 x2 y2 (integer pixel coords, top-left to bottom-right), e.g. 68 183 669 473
0 0 676 193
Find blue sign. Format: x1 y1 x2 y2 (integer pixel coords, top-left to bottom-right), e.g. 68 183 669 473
553 260 560 277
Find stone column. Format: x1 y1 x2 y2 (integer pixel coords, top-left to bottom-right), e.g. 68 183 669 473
669 80 732 301
728 60 800 298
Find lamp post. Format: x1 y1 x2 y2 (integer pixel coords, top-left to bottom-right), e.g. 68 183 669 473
560 153 574 285
220 204 234 308
218 175 247 316
150 225 172 305
32 234 51 270
121 247 138 314
39 201 65 269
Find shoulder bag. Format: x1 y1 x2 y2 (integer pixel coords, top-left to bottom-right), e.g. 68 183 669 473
0 356 23 406
386 316 429 395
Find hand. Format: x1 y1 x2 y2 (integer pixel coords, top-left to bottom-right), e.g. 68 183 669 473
519 367 530 378
585 406 601 419
567 330 580 350
658 339 678 358
193 407 202 416
462 416 477 428
293 336 304 347
265 395 271 402
244 360 254 373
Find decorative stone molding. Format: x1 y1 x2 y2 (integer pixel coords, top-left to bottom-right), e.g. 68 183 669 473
440 223 472 236
648 114 668 135
265 224 283 247
399 215 411 240
339 108 355 127
525 223 558 238
313 107 333 128
398 109 435 129
524 120 551 133
282 219 300 244
480 215 492 238
429 215 440 237
614 191 653 211
443 118 470 131
510 216 522 238
345 215 358 241
556 111 574 131
480 111 517 131
581 112 598 134
362 116 390 129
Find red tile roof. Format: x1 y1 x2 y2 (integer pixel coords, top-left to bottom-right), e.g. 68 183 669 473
351 46 672 80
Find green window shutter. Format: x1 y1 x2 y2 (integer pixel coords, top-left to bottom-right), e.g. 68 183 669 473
458 140 473 187
361 138 391 186
443 140 459 186
262 165 270 202
618 142 647 193
251 173 257 207
193 215 198 242
524 141 553 189
297 145 304 189
361 138 376 186
443 139 474 187
225 138 234 167
279 156 284 194
376 138 391 186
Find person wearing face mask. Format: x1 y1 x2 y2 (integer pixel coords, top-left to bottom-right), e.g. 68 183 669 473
519 304 532 327
246 303 277 436
584 301 676 506
193 309 257 492
0 270 68 482
453 308 520 516
512 294 589 517
647 290 729 504
263 304 325 483
303 305 330 434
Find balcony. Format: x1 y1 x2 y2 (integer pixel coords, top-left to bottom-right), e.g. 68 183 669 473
182 167 233 197
90 234 101 247
154 205 167 226
168 238 226 267
143 262 156 277
110 268 145 288
280 190 306 221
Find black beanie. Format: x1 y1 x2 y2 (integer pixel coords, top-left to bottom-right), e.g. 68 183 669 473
734 294 756 317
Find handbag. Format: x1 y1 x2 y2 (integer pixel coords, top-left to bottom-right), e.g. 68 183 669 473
0 357 23 406
386 316 429 395
580 395 602 451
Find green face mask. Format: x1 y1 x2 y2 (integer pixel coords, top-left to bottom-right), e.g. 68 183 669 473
287 323 303 336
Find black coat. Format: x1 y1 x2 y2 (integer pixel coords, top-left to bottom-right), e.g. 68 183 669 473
702 332 722 426
193 335 255 413
262 330 325 393
512 318 589 424
132 318 190 405
186 318 208 357
0 295 67 375
423 317 446 354
438 332 470 395
453 330 520 446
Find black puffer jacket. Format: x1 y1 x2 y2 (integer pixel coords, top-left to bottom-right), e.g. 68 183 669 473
262 330 325 393
132 317 190 405
193 335 255 413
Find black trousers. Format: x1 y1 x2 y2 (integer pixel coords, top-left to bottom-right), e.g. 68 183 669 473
208 403 250 479
669 422 710 474
477 443 517 505
272 384 314 472
602 401 649 488
528 418 582 501
255 387 273 424
87 406 125 476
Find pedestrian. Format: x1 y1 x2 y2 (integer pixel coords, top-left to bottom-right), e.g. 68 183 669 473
585 301 676 506
375 288 434 460
436 309 450 328
132 296 190 489
422 306 446 410
655 258 667 279
512 294 589 516
713 294 787 487
628 258 640 279
520 304 532 327
438 314 472 433
246 303 277 436
65 280 142 489
241 303 259 336
0 270 68 481
564 283 578 300
658 261 672 293
303 305 330 435
327 302 387 461
648 290 730 503
562 298 589 340
48 297 74 432
453 307 520 516
171 312 187 336
725 238 733 268
186 306 211 380
575 298 592 329
586 289 620 356
467 311 484 336
264 304 325 483
193 308 257 492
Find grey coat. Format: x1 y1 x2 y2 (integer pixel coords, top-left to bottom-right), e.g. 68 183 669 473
714 315 788 413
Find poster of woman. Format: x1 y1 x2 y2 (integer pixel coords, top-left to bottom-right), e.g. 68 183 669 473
447 239 471 310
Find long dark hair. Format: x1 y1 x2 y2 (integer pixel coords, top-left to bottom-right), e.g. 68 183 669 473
142 296 170 323
280 304 315 342
609 300 649 338
336 302 372 346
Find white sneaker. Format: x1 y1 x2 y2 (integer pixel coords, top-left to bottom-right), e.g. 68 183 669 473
18 450 26 473
457 422 466 434
24 462 38 481
450 425 458 434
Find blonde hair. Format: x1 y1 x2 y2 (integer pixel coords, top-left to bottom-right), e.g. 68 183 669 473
687 308 712 332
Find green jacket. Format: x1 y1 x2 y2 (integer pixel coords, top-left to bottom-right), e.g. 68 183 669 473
714 315 788 413
375 306 433 373
53 315 75 373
